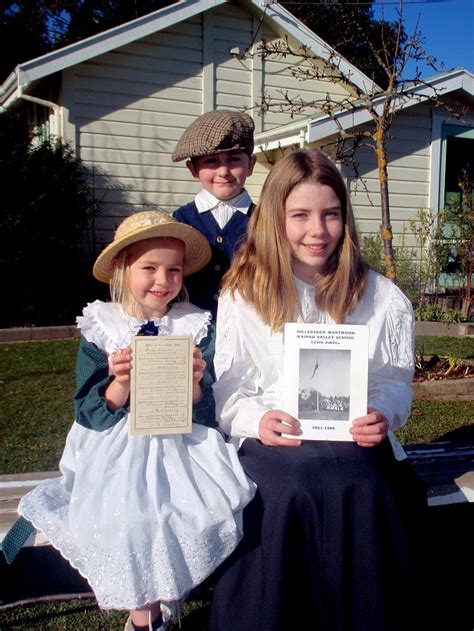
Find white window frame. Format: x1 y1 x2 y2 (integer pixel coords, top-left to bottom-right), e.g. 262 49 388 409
430 111 474 214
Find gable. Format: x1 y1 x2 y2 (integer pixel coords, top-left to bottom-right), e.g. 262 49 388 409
7 0 445 251
37 0 359 243
1 0 371 108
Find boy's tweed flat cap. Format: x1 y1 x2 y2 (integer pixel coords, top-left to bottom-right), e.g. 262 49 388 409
172 110 255 162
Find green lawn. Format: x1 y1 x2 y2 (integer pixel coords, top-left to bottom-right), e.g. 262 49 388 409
0 596 211 630
0 339 78 473
0 336 473 474
0 336 472 629
414 335 474 360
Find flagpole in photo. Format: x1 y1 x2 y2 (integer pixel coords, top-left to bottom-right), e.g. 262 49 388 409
311 358 319 411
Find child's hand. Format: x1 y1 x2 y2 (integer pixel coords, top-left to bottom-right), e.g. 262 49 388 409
259 410 302 447
105 347 132 410
109 347 132 384
192 347 206 384
350 408 389 447
192 347 206 404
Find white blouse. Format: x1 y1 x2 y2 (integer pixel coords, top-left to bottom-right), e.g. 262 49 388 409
213 270 415 460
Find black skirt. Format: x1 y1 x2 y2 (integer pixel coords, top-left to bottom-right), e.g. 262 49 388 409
208 438 431 631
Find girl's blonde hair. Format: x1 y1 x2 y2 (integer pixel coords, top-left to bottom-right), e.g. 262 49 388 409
109 242 188 319
223 149 368 330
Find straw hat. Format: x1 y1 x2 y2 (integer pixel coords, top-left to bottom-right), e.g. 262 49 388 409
93 210 211 283
172 110 255 162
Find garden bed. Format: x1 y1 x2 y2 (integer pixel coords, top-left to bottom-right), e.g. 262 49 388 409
414 355 474 382
413 355 474 401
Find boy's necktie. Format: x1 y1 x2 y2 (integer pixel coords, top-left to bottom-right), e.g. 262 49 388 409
137 321 160 336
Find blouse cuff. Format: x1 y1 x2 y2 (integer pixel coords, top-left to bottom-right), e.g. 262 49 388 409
223 409 262 440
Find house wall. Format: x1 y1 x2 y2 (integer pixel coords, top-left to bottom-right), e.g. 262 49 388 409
256 102 434 247
259 25 352 132
60 2 353 246
339 102 433 247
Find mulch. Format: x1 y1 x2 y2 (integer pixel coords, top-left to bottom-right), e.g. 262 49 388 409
414 356 474 382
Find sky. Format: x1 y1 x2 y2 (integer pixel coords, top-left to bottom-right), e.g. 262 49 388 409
373 0 474 78
299 350 350 397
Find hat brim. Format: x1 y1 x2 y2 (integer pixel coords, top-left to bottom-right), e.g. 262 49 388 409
93 222 211 283
172 143 254 162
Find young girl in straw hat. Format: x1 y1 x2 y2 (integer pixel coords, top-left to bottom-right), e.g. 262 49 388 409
18 210 256 631
208 149 432 631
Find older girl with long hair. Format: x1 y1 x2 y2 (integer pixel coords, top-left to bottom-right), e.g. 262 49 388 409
208 149 431 631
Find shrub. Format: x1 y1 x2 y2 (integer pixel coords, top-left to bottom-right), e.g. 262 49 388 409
0 110 105 327
361 232 422 305
414 304 466 323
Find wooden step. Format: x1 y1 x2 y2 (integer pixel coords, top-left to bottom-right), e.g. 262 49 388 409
0 471 60 546
403 440 474 506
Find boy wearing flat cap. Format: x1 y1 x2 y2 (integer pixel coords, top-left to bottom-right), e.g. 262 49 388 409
172 109 256 317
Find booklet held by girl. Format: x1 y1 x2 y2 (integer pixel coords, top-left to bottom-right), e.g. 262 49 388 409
130 335 193 435
283 324 369 441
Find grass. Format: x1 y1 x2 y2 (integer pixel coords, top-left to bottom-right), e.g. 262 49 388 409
414 335 474 360
1 336 472 474
0 340 78 473
0 598 128 630
0 335 472 629
0 596 211 630
395 399 474 444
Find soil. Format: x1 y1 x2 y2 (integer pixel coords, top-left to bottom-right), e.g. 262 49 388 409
414 355 474 382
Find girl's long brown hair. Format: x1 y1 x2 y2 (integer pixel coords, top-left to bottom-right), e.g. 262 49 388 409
222 149 368 330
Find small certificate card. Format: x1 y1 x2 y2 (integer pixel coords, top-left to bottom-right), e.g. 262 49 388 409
283 323 369 441
130 335 193 436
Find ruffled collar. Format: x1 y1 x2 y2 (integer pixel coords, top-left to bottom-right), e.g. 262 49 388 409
119 305 173 337
77 300 212 354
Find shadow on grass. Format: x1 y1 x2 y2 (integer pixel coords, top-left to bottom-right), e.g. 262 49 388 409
434 423 474 441
1 600 99 629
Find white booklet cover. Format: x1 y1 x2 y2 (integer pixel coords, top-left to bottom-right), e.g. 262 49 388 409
283 323 369 441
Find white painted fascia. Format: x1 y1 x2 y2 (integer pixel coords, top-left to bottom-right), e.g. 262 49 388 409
245 0 377 95
1 0 376 106
254 132 304 152
254 117 310 152
0 69 20 110
6 0 226 92
307 68 474 143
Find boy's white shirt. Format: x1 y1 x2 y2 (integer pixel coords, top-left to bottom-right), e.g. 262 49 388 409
194 189 253 229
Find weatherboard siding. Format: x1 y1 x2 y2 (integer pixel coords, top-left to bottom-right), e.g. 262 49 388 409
259 24 354 132
212 4 254 110
60 2 358 248
342 104 433 245
58 2 447 252
62 5 270 243
65 16 206 238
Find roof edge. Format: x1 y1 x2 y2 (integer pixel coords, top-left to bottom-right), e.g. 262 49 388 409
247 0 376 95
11 0 223 90
307 67 474 143
1 0 377 106
0 70 19 109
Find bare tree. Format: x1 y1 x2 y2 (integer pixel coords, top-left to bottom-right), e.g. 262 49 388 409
243 1 466 280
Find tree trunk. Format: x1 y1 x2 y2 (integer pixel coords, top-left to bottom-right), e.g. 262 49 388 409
375 127 397 281
462 256 472 318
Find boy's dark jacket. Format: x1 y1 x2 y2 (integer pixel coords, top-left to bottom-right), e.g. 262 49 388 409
173 201 254 317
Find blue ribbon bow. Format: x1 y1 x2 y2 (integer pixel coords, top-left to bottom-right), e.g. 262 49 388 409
137 321 160 336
